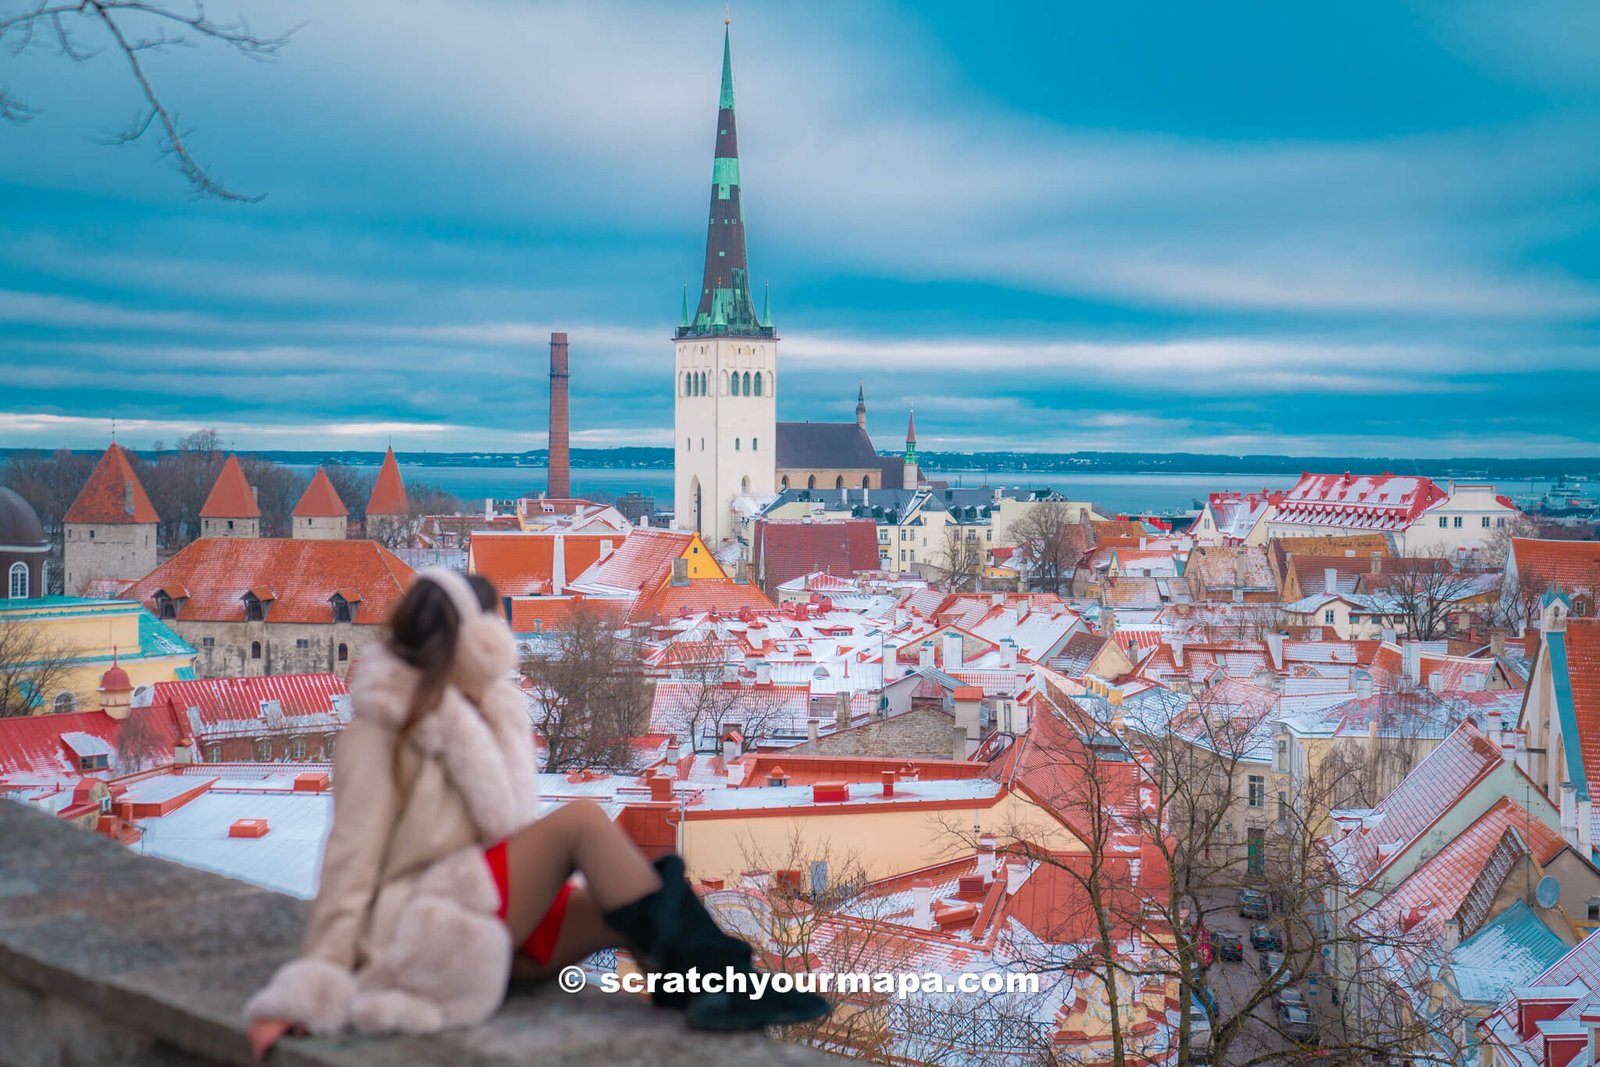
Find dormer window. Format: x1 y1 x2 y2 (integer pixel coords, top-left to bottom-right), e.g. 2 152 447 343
155 592 177 620
243 586 274 623
330 590 360 624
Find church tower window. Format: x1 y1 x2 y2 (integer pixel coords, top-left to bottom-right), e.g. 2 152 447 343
753 373 762 396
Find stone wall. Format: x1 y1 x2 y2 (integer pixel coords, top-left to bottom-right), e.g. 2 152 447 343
63 521 157 595
0 800 838 1067
786 705 963 759
179 620 377 679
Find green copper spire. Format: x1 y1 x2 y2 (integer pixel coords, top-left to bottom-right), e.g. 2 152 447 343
675 20 771 340
680 284 690 328
761 282 772 328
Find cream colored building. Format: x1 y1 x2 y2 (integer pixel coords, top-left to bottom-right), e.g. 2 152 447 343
0 596 195 714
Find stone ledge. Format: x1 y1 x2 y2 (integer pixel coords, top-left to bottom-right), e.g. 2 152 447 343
0 801 838 1067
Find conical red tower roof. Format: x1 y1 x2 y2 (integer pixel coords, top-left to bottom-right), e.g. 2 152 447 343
64 442 159 524
293 469 348 518
200 455 260 519
366 447 410 517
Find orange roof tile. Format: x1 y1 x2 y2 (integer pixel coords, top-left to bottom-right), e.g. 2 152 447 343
1511 538 1600 595
1562 618 1600 785
641 578 773 621
199 455 260 519
470 532 619 596
508 596 624 632
121 539 412 624
365 447 410 517
64 442 159 525
293 469 348 518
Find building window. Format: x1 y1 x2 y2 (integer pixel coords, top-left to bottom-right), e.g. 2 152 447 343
156 592 176 619
290 737 306 760
204 744 222 763
324 734 336 758
337 643 349 662
295 638 310 650
7 562 27 599
254 739 272 762
1277 791 1288 828
735 438 741 451
332 596 354 624
1588 898 1600 922
1496 517 1506 528
244 594 265 622
53 691 75 713
1324 609 1335 624
743 371 752 395
250 641 262 660
1481 516 1491 528
1453 516 1463 528
730 371 740 396
752 438 758 451
1247 774 1265 808
1439 516 1449 528
201 637 214 649
753 373 763 397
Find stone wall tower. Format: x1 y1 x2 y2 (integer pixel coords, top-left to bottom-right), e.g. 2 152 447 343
63 442 159 594
673 23 777 546
292 469 348 540
200 454 260 539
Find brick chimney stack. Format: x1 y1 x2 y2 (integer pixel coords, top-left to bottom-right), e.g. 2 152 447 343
548 331 571 499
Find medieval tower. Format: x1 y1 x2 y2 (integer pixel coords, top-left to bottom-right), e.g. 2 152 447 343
673 24 777 545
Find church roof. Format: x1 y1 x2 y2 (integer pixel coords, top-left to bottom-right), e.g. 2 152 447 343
0 487 47 547
366 447 410 517
775 422 882 472
200 455 260 519
677 27 772 340
292 469 348 519
64 442 159 525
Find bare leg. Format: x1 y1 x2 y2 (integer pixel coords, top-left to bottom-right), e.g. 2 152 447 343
502 798 661 948
510 888 624 980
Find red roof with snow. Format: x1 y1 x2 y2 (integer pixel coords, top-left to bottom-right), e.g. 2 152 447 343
1510 538 1600 595
64 442 159 525
643 578 774 620
122 539 412 624
1273 471 1446 532
200 455 260 519
0 706 182 784
365 448 410 517
149 674 347 735
508 596 624 633
292 469 348 518
470 532 620 596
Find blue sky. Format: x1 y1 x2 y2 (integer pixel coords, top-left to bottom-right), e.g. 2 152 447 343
1 0 1597 457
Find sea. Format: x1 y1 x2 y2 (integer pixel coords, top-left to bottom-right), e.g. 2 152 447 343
282 464 1565 518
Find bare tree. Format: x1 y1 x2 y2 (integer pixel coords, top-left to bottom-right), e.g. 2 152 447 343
938 524 985 593
660 637 790 751
520 605 649 772
0 614 76 716
365 481 466 550
1380 547 1480 640
133 428 222 546
115 704 167 771
1005 500 1081 595
237 455 307 538
0 1 295 199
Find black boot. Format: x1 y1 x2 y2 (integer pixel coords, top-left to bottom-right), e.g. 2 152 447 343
602 855 831 1031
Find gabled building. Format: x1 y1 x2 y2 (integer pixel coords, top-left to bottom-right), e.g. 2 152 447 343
119 538 413 678
1264 472 1519 553
62 442 159 595
198 455 260 539
1516 595 1599 860
1501 539 1600 633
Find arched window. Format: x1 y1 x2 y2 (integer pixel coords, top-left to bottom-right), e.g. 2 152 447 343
686 437 691 451
722 370 730 395
254 739 272 762
807 476 817 489
700 437 706 451
7 562 26 599
754 373 763 397
741 476 751 493
731 372 741 396
735 438 741 451
743 371 752 395
337 643 349 662
250 641 262 660
53 691 75 713
752 437 758 451
699 372 707 396
836 476 845 490
155 591 176 619
862 476 872 489
682 371 690 396
780 476 790 489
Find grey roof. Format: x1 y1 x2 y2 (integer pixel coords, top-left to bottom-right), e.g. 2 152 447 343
763 488 922 524
775 422 882 471
0 487 47 547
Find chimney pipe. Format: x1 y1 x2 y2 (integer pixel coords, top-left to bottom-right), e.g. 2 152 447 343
912 878 933 929
548 332 571 499
1324 567 1338 595
977 833 996 882
1005 860 1027 895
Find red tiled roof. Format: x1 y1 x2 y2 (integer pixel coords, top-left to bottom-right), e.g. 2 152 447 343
1563 619 1600 785
64 442 159 525
365 448 410 517
121 539 412 624
292 469 348 518
643 578 774 621
1343 721 1505 887
507 596 624 633
470 532 619 596
572 528 696 595
0 706 182 784
752 518 879 591
1511 538 1600 595
149 674 347 736
1276 471 1447 530
200 455 261 519
736 753 988 787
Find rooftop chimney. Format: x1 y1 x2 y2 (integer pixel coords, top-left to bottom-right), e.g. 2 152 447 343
548 332 571 499
912 878 933 929
1324 567 1338 595
977 833 997 882
1005 860 1028 895
943 631 964 669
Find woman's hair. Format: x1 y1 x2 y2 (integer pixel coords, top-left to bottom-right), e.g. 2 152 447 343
385 572 499 783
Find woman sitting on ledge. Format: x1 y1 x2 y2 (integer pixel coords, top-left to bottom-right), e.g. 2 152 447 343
246 568 828 1056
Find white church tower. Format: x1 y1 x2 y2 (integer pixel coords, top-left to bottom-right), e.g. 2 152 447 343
673 23 777 546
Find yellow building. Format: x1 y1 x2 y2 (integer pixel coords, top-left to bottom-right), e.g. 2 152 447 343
0 596 196 715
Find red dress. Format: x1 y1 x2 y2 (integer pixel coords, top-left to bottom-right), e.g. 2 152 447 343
483 839 573 966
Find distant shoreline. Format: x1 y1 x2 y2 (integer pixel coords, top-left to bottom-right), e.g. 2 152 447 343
2 446 1594 481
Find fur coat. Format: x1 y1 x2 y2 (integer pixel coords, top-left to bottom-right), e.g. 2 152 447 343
243 631 539 1035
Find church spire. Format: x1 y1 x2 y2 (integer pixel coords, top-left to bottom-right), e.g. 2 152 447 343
856 381 867 430
678 23 769 339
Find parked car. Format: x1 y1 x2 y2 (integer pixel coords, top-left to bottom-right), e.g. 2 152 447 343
1258 951 1285 979
1210 931 1244 962
1250 924 1283 952
1276 986 1307 1012
1238 888 1269 919
1277 1003 1316 1043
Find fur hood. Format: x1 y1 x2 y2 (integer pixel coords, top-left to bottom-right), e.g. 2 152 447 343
349 639 539 843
